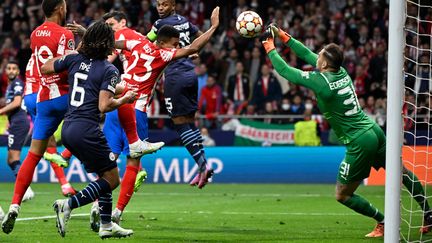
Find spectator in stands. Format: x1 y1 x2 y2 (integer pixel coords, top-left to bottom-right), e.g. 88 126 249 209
199 75 222 129
261 101 278 124
251 64 282 113
289 94 305 122
247 47 263 93
227 61 249 114
200 127 215 146
197 63 208 100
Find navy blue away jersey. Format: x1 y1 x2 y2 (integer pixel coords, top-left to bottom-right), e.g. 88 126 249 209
5 78 26 119
152 14 199 74
54 53 120 124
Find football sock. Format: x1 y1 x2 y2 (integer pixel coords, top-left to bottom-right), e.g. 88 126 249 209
12 151 42 205
403 170 430 212
50 162 68 185
61 149 72 160
99 192 113 224
8 160 21 177
116 165 139 211
190 123 208 166
46 146 57 154
118 103 139 144
68 178 111 209
175 123 206 170
341 194 384 222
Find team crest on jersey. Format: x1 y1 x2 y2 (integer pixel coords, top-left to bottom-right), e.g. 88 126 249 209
301 71 310 79
109 152 115 161
67 39 75 49
14 86 23 92
110 75 119 87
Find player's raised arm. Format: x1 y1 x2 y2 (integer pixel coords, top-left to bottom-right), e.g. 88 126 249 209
173 6 220 60
261 31 320 92
271 25 318 67
41 53 76 75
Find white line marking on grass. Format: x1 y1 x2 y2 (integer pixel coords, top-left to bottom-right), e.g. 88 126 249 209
29 192 384 198
123 210 359 216
17 211 358 222
17 213 89 221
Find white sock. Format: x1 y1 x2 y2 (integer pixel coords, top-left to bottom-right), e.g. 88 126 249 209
101 222 113 230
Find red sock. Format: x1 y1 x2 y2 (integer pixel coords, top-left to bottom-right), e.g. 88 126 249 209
12 151 42 205
116 165 139 211
117 103 139 144
46 146 57 154
61 148 72 159
51 162 68 185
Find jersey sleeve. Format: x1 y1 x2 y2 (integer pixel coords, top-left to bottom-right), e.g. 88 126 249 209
125 40 141 51
101 66 120 94
287 38 318 67
160 48 177 63
64 31 76 54
268 50 324 93
189 22 199 36
54 54 75 73
12 80 24 97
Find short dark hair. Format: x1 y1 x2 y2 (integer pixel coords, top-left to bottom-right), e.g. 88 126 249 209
156 25 180 43
79 21 115 60
7 60 19 66
42 0 64 18
102 11 128 23
322 43 344 70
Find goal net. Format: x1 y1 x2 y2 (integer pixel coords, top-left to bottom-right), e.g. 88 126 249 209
401 0 432 241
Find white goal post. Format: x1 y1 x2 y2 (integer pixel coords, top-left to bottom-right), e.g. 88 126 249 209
385 0 405 242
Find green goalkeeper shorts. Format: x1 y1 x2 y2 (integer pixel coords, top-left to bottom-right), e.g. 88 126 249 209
337 123 386 184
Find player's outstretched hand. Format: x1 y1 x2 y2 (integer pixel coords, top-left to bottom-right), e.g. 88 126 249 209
260 27 275 54
124 90 138 104
210 6 220 28
268 23 291 44
66 21 86 37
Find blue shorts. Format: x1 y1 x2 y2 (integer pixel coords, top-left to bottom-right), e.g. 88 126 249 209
23 93 37 122
163 71 198 117
32 95 68 140
62 120 117 175
103 109 148 156
8 112 30 151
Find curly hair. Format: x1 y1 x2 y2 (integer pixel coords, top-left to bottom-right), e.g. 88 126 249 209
78 21 115 60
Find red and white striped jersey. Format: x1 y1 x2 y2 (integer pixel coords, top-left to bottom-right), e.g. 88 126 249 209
122 39 176 112
114 27 146 75
25 21 75 101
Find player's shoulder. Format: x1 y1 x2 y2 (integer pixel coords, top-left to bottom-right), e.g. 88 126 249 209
13 78 24 86
103 61 119 75
157 14 187 25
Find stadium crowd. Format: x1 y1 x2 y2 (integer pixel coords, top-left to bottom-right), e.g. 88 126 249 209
0 0 429 132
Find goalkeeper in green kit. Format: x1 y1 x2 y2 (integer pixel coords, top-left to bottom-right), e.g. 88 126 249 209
261 25 432 237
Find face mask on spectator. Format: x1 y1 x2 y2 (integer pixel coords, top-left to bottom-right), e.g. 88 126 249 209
305 103 313 110
282 104 290 111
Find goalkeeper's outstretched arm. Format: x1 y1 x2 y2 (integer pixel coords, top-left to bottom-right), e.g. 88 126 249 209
271 26 318 67
262 32 322 92
266 49 315 90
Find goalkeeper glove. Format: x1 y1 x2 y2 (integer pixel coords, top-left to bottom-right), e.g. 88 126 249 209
268 24 291 44
260 28 275 54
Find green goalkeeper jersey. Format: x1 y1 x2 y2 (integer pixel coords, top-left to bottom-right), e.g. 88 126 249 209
268 38 374 144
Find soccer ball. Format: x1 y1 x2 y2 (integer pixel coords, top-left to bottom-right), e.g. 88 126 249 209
236 11 263 38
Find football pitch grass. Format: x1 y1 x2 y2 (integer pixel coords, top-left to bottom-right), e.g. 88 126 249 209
0 183 428 242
